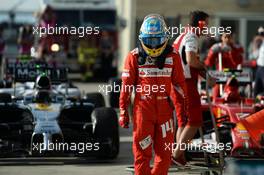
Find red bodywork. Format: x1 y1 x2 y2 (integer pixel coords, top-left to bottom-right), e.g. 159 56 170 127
200 69 264 157
202 98 264 157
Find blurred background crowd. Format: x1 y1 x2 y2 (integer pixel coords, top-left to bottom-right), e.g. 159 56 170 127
0 0 263 84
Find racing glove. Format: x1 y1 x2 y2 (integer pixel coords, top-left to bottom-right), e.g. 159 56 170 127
119 109 129 128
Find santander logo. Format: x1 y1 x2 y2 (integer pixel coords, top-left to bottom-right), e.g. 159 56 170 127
138 68 172 77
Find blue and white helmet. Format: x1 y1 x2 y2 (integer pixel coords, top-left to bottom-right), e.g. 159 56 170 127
139 14 169 57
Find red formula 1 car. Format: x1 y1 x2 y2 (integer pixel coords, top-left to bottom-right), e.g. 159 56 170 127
206 69 264 158
183 69 263 173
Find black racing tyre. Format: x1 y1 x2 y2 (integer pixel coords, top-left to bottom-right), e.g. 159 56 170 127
108 78 121 108
92 107 119 159
86 92 105 108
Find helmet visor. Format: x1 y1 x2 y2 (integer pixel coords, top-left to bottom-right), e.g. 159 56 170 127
141 37 167 49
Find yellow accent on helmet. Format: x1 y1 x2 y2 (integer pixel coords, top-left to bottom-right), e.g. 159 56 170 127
141 39 168 58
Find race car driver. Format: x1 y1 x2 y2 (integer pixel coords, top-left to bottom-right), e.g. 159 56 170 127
205 32 244 101
119 14 189 175
34 74 52 104
172 11 215 165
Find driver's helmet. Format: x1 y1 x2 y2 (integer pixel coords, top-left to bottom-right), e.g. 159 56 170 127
35 90 52 104
139 14 169 58
35 74 51 90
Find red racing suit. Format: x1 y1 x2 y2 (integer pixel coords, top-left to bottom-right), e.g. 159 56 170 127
205 42 244 70
173 31 203 127
119 47 188 175
205 43 244 100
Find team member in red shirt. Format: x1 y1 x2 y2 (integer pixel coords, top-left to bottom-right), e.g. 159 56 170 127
119 14 189 175
38 5 56 58
172 11 215 165
205 32 244 101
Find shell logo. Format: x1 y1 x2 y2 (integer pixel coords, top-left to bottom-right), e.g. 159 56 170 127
217 108 221 118
236 122 249 139
236 122 246 130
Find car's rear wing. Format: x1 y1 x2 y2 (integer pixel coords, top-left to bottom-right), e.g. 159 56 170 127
6 60 68 84
208 69 252 85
